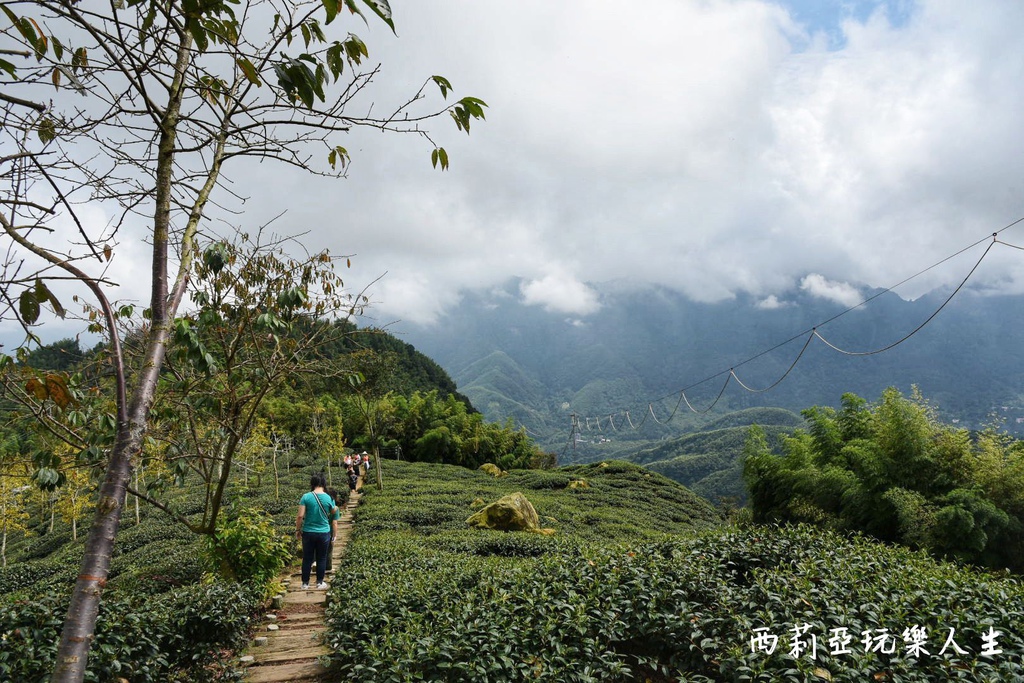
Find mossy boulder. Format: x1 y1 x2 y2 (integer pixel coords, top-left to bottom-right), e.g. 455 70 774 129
466 492 540 532
479 463 506 478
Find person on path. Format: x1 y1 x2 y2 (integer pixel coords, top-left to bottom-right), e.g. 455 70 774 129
295 472 338 590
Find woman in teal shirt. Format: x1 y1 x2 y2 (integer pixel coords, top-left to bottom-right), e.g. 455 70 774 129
295 473 339 590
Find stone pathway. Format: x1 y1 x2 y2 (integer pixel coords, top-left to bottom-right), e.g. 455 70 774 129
240 488 361 683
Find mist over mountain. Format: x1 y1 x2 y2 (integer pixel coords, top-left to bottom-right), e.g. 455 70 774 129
388 279 1024 453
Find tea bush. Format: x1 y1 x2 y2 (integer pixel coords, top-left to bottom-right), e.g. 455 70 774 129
324 460 1024 682
0 581 261 682
16 528 72 561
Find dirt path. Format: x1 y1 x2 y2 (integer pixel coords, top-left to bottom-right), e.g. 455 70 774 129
239 488 361 683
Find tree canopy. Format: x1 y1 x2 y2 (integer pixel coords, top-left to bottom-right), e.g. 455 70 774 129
744 387 1024 571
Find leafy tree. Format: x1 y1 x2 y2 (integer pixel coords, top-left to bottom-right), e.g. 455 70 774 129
0 2 486 680
136 234 357 536
0 462 32 568
53 465 94 542
344 348 396 489
237 417 272 490
375 389 545 470
744 387 1024 571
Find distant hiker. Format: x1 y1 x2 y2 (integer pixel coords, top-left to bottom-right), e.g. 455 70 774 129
344 453 353 468
295 472 338 590
347 464 359 491
361 451 371 475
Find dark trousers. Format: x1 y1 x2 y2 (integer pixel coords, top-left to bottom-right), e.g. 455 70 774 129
301 531 331 585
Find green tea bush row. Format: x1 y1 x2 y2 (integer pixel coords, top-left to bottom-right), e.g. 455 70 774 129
113 517 193 555
15 528 72 561
324 461 1023 682
0 581 261 682
327 525 1023 682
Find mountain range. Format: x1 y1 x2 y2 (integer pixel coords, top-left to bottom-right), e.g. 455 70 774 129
387 279 1024 456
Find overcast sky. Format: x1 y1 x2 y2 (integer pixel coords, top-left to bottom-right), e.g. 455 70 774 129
252 0 1024 327
8 0 1024 346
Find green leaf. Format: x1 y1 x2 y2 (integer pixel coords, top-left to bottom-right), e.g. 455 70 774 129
32 466 65 491
37 116 55 144
431 147 449 171
236 57 262 86
34 278 64 318
203 243 228 275
328 146 349 170
326 42 344 79
0 5 21 32
0 57 15 79
71 47 88 72
361 0 395 32
19 289 40 324
188 19 209 52
343 35 368 65
432 75 452 99
321 0 340 24
141 6 157 35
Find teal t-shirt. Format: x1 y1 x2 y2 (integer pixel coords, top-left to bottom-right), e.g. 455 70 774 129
300 491 338 533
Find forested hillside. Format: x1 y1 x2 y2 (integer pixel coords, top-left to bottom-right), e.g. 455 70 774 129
634 408 805 505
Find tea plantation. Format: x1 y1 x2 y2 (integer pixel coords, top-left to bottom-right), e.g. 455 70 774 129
3 457 1023 682
325 460 1024 682
0 460 334 682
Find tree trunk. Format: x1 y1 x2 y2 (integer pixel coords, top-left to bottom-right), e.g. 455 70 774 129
374 445 383 491
50 31 190 678
2 529 6 568
272 446 279 502
50 421 138 682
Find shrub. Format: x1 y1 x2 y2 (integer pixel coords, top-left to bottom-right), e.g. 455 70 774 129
0 580 261 682
202 506 291 598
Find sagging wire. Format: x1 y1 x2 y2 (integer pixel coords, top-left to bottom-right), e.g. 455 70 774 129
814 237 995 356
729 331 816 393
567 218 1024 436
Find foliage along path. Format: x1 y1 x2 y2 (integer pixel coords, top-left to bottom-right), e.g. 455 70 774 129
240 488 361 682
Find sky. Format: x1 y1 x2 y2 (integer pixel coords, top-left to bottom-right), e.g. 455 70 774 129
6 0 1024 344
262 0 1024 327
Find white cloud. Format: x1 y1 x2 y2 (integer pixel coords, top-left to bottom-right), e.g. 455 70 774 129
520 273 600 316
800 274 862 307
756 295 790 310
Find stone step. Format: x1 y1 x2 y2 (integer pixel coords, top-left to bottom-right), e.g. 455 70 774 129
252 635 328 658
245 659 330 683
